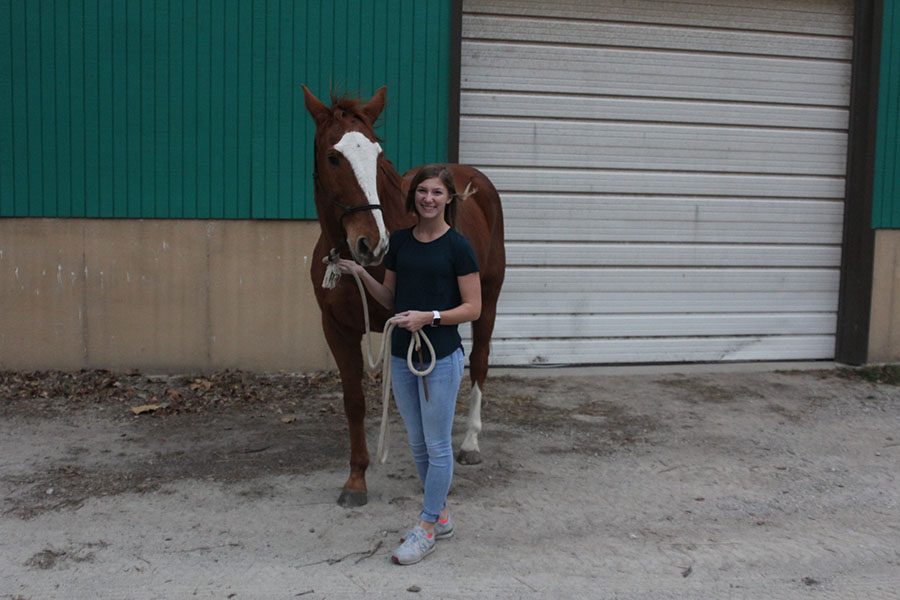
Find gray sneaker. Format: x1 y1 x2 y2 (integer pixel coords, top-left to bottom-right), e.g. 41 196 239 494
401 513 454 542
391 525 435 565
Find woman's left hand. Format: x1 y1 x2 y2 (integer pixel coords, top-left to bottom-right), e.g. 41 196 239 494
392 310 432 332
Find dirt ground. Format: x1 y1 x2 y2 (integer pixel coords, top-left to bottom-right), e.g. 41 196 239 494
1 363 899 599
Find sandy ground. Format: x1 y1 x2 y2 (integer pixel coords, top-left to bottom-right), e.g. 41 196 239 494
1 363 899 600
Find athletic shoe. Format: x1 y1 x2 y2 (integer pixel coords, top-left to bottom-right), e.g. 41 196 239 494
401 513 454 542
391 525 435 565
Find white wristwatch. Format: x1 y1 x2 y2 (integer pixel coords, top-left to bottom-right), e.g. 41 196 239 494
431 310 441 327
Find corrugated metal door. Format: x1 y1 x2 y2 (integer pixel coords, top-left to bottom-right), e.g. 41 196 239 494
459 0 853 365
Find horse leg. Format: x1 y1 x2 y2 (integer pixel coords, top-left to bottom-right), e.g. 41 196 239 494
457 307 497 465
322 315 370 507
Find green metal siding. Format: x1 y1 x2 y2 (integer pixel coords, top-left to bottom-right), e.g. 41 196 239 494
0 0 452 219
874 0 900 228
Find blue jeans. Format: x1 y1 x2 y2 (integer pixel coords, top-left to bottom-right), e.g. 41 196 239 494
390 347 465 523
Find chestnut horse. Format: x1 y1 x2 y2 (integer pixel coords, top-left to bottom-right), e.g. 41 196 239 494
302 85 505 507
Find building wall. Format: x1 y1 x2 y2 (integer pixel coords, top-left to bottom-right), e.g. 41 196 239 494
2 1 896 371
0 0 454 373
0 219 334 372
866 0 900 363
869 229 900 362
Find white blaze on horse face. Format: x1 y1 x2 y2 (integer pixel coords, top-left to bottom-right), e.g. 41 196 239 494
333 131 389 255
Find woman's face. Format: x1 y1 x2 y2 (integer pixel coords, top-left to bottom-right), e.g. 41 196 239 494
414 177 451 222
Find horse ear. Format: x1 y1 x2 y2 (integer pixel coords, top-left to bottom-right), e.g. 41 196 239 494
361 86 387 124
302 85 330 125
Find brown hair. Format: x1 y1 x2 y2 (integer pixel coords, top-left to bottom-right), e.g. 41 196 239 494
405 164 460 228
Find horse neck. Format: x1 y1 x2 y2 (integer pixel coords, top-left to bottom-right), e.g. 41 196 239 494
313 188 346 248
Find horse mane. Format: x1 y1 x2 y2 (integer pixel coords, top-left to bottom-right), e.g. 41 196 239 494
327 92 383 140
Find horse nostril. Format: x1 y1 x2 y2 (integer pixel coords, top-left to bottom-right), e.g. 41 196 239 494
357 237 371 257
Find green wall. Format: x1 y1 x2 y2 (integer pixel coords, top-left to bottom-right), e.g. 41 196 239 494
0 0 452 219
874 0 900 228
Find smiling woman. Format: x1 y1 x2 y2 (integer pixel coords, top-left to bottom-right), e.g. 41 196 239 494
338 161 482 565
407 164 461 229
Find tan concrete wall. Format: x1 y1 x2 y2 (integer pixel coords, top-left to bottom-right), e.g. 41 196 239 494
869 229 900 363
0 219 334 372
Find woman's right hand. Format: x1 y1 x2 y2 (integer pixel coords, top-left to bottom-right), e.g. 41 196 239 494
336 259 362 276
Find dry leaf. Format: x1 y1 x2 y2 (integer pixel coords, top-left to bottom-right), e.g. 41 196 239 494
190 378 213 392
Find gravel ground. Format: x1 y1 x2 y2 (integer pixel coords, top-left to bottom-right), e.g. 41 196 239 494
1 364 899 599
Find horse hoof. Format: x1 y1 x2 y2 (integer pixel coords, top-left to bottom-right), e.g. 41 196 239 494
456 449 482 465
337 489 368 508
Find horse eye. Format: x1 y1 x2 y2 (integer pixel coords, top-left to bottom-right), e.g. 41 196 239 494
327 154 340 167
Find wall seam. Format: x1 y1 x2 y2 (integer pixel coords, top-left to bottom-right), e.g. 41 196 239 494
205 221 213 365
80 221 90 366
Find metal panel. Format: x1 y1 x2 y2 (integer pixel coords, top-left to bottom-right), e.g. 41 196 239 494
873 0 900 228
482 168 847 198
464 0 853 36
502 267 839 293
462 117 848 175
463 14 853 59
481 336 837 365
0 1 453 219
459 0 852 364
502 196 844 244
505 242 841 267
462 41 852 106
493 291 839 314
485 313 837 339
462 91 850 130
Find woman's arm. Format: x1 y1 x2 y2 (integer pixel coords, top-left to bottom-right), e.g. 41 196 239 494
439 272 481 325
391 272 481 332
337 259 395 310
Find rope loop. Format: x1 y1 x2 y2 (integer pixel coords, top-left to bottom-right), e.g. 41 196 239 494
320 252 436 464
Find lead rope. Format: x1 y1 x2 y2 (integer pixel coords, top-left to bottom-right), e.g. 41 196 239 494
322 252 436 464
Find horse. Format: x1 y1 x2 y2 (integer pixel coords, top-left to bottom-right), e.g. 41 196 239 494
302 85 505 507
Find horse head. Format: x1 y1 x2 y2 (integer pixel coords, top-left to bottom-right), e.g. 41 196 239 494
303 85 390 266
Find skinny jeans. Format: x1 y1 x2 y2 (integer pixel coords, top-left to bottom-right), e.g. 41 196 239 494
390 347 465 523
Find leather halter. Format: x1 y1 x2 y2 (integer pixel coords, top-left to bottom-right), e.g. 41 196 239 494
331 198 383 224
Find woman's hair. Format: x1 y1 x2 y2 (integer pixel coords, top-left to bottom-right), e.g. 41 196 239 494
405 164 460 228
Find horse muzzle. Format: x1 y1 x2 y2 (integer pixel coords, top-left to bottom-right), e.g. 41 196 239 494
350 234 388 266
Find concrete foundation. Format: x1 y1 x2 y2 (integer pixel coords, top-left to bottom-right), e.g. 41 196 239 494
0 219 333 372
4 219 898 371
869 228 900 363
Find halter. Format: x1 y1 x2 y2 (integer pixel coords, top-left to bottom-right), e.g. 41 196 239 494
314 172 384 266
331 198 383 223
312 152 384 228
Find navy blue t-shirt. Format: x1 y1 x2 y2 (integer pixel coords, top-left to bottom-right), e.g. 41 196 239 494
384 227 479 359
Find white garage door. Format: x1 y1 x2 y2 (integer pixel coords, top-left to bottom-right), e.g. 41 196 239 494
459 0 853 365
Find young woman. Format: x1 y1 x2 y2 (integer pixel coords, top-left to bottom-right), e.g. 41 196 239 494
337 164 481 565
